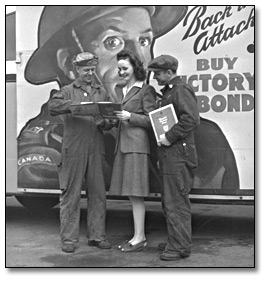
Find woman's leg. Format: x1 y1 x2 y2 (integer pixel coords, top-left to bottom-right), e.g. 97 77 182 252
129 196 146 245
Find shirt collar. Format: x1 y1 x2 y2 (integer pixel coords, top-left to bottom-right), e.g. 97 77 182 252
160 76 181 94
167 76 181 87
133 81 144 88
123 81 143 96
73 78 101 89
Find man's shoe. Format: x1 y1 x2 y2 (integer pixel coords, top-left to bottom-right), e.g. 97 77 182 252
62 243 75 253
88 239 111 249
158 242 167 251
160 250 184 261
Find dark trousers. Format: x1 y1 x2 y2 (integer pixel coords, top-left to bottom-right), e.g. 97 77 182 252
159 147 194 257
59 151 107 244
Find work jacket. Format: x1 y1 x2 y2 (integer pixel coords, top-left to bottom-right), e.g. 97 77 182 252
48 78 108 156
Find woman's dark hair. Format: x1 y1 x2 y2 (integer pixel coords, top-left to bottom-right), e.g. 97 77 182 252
116 50 146 81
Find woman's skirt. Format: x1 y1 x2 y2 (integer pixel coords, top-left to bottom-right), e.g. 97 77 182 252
109 149 150 197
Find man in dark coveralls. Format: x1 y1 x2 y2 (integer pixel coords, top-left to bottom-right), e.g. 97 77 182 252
147 55 200 261
48 52 111 253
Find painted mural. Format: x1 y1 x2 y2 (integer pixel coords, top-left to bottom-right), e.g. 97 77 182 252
16 6 254 194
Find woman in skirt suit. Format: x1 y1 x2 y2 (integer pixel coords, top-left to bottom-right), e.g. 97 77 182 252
109 50 157 252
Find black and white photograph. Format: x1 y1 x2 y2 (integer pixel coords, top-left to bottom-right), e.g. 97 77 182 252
5 3 259 276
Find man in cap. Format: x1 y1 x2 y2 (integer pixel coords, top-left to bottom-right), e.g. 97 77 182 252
48 52 111 253
147 55 200 261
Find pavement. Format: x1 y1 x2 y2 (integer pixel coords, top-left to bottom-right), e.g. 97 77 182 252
6 196 254 268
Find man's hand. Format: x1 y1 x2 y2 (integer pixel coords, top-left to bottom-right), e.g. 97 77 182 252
159 136 171 146
93 114 105 126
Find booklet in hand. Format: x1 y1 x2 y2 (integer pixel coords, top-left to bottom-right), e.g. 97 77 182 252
149 104 178 143
70 102 123 119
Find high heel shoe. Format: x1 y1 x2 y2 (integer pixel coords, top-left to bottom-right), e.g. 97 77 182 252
118 240 129 250
120 240 147 252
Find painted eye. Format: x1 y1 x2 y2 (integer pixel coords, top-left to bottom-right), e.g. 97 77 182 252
104 36 123 50
139 37 151 47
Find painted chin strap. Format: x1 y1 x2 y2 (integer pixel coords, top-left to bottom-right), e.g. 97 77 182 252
72 28 84 53
71 28 102 86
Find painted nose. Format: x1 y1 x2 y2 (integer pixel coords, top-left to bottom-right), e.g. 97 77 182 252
124 39 145 64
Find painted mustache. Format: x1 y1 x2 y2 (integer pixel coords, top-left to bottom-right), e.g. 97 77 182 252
118 73 129 78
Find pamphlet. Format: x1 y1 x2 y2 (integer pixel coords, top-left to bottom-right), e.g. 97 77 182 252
70 102 122 119
149 104 178 143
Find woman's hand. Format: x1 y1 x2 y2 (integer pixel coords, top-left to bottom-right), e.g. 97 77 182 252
114 110 131 121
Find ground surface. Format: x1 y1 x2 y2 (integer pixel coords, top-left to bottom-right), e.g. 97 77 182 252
6 197 254 268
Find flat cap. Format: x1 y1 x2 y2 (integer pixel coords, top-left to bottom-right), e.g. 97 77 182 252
147 55 178 72
73 52 98 67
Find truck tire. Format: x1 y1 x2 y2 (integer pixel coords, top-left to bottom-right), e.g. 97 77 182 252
15 196 59 210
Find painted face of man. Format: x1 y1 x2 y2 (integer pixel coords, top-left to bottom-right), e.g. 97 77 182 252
76 66 96 84
77 7 153 100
